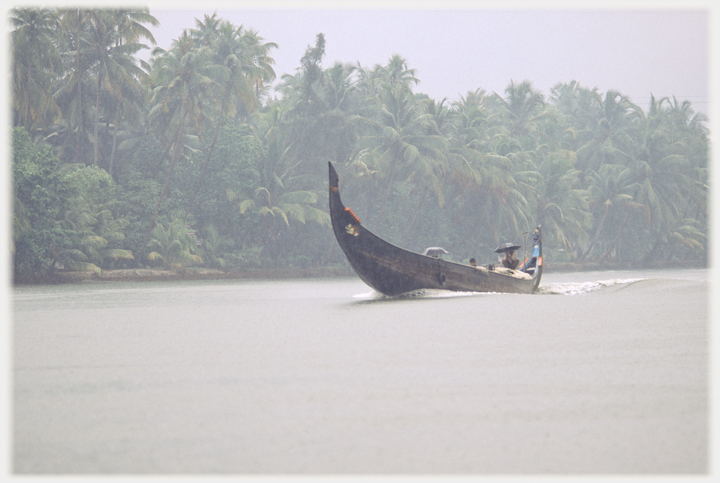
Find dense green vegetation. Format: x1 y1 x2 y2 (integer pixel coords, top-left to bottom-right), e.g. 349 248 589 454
10 7 709 282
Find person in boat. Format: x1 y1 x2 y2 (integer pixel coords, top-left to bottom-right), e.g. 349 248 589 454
518 231 540 272
494 242 521 270
502 249 520 269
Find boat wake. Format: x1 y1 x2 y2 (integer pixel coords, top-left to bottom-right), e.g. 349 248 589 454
352 278 646 300
539 278 645 295
352 288 486 301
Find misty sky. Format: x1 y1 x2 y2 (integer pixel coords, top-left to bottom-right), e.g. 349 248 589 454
143 5 711 114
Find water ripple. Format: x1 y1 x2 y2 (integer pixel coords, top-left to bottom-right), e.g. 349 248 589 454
539 278 645 295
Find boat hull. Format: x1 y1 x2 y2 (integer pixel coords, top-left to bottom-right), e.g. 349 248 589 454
329 162 542 296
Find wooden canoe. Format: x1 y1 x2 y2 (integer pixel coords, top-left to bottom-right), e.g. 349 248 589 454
329 162 543 296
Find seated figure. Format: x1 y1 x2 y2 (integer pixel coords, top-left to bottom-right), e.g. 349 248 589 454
501 249 519 270
494 242 521 270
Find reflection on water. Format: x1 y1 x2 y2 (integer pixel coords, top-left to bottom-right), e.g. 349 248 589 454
12 269 709 474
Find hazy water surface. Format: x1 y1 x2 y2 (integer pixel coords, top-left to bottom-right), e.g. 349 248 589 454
12 269 709 474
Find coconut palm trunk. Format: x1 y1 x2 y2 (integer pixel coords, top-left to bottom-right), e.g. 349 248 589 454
139 105 188 259
579 199 610 261
596 211 630 263
185 103 226 220
108 102 121 177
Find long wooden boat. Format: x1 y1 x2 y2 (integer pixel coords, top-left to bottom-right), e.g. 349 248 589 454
329 162 543 296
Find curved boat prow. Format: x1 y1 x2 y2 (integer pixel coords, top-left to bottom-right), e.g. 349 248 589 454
329 162 544 296
329 161 340 191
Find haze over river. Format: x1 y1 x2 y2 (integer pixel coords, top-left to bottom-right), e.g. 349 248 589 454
12 269 709 474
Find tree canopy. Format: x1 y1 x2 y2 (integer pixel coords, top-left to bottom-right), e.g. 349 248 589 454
10 7 710 282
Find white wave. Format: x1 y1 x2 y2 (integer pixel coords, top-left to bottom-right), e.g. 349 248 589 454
354 278 645 299
540 278 645 295
412 289 487 298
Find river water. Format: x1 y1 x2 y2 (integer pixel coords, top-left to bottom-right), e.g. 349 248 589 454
11 269 710 475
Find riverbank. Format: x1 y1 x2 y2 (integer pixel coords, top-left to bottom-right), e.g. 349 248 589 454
13 266 355 285
12 259 705 286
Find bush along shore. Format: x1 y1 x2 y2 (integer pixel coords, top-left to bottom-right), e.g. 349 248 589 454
12 259 705 286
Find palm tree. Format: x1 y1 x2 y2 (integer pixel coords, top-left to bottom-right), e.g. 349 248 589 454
82 10 155 169
465 148 532 248
237 187 329 230
145 219 203 269
574 90 644 176
578 163 641 261
200 223 233 268
527 151 592 258
321 62 360 111
658 217 706 263
497 80 550 139
550 81 602 134
146 31 211 150
50 9 92 164
444 89 490 189
358 78 447 228
277 33 327 124
550 83 649 262
140 31 213 258
10 7 63 132
454 84 551 247
185 17 277 218
188 11 222 47
549 81 603 164
363 54 420 90
278 60 362 181
104 8 158 176
235 187 330 267
627 95 708 263
60 196 134 271
233 106 330 265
